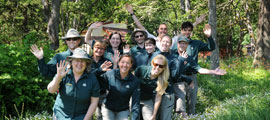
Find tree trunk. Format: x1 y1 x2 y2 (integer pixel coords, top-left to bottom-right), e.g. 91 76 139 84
185 0 192 19
42 0 50 22
208 0 219 70
47 0 61 50
253 0 270 68
180 0 185 14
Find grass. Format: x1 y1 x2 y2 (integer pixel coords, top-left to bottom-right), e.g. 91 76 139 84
5 56 270 120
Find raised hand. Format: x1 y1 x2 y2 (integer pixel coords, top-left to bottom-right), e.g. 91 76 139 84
111 50 120 64
56 60 69 78
214 67 227 75
30 44 44 60
150 115 156 120
123 44 130 54
125 4 134 14
179 51 188 59
100 61 112 71
203 24 212 38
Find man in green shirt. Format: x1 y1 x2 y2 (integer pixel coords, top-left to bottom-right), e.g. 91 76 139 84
31 29 83 78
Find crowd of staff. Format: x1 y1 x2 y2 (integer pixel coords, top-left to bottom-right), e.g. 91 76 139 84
30 4 227 120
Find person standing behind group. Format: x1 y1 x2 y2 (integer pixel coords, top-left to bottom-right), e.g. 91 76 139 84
97 54 140 120
176 22 215 115
103 32 124 68
47 48 99 120
30 29 83 78
134 38 156 68
129 29 148 56
125 4 167 50
135 54 170 120
174 35 226 117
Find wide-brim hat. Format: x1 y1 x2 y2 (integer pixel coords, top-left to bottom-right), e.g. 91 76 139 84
62 28 84 46
178 34 189 43
66 48 92 63
131 28 148 42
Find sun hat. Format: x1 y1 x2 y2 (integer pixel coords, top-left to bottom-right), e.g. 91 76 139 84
130 28 148 43
66 48 92 63
62 28 84 46
178 34 189 42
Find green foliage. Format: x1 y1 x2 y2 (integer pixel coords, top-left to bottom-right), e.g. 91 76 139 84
0 32 55 118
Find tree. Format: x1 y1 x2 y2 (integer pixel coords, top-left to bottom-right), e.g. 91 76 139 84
208 0 219 70
253 0 270 68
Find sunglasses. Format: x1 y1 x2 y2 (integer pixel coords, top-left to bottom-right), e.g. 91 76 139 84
135 35 144 38
152 62 165 68
66 38 79 41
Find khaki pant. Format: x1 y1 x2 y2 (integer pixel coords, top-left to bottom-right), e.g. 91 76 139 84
140 99 154 120
157 93 175 120
101 104 130 120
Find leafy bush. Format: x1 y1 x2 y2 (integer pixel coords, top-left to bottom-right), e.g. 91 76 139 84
0 32 56 118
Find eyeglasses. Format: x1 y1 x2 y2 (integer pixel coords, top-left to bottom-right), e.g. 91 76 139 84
152 62 165 68
135 35 144 38
66 38 79 41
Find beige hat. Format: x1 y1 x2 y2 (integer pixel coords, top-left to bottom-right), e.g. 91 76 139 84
130 28 148 43
66 48 92 62
62 28 84 46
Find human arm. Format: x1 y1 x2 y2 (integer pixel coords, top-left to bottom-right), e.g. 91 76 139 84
125 4 146 31
150 94 162 120
199 24 215 51
198 67 227 75
30 44 44 60
83 97 99 120
85 22 103 46
47 60 69 93
131 83 140 120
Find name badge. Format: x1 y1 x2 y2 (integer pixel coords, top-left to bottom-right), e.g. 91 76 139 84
66 83 72 87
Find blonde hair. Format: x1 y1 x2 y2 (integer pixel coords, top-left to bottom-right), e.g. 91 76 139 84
151 54 170 95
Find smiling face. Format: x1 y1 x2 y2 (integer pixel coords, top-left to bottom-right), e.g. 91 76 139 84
151 58 165 76
118 56 132 74
134 32 145 45
160 36 171 52
110 34 121 48
177 41 188 53
145 42 155 54
181 27 192 38
158 24 168 37
66 37 81 50
72 58 87 74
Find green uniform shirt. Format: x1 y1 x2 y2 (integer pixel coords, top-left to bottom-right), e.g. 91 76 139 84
53 70 100 120
135 65 158 100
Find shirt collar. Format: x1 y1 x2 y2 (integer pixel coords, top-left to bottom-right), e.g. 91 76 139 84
115 69 132 81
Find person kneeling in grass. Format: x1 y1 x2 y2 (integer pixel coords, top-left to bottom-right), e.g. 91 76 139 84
47 48 100 120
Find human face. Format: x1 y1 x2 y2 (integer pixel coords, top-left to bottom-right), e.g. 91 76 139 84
134 32 145 45
145 43 155 54
151 59 164 76
160 36 171 52
177 41 188 53
72 58 87 74
93 46 105 57
110 34 121 48
158 24 167 37
118 57 132 74
66 38 81 50
181 27 192 38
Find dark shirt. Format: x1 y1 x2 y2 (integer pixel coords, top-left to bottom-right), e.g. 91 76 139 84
178 56 201 75
133 52 153 69
38 49 72 78
130 45 146 57
99 69 140 120
135 65 158 100
172 37 215 63
90 56 112 94
53 70 100 120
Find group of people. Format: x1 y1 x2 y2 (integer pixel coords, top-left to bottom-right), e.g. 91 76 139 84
30 4 227 120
